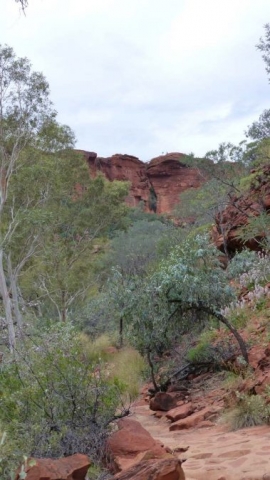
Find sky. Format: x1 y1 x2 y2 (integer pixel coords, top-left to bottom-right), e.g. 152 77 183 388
2 0 270 161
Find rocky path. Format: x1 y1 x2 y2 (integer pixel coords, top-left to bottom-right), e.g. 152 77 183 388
133 403 270 480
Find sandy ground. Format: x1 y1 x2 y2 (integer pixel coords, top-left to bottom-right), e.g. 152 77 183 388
133 403 270 480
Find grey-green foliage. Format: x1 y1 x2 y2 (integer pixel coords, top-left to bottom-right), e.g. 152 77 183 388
257 23 270 83
107 220 171 276
121 235 236 352
246 110 270 140
156 235 248 361
237 211 270 251
175 151 247 230
205 141 246 164
81 220 173 337
226 250 259 279
175 178 229 226
0 323 127 475
245 26 270 145
157 234 235 312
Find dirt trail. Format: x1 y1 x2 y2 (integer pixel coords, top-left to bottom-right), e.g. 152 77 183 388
133 403 270 480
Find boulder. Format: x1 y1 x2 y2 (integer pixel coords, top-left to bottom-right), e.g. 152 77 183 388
107 418 167 472
114 458 186 480
166 403 194 422
16 454 90 480
150 392 177 411
169 406 221 431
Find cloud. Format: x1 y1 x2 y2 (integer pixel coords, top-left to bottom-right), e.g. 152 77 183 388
1 0 270 159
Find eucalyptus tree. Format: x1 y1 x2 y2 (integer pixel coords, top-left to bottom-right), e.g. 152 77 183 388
31 172 128 323
122 235 248 373
0 44 66 351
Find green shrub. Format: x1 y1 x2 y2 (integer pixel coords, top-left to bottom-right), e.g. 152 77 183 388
187 342 212 363
225 393 270 430
226 250 258 279
0 323 129 475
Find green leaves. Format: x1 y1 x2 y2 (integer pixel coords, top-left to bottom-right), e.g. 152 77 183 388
0 324 125 463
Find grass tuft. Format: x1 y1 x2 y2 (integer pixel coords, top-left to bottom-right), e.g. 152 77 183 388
223 393 270 430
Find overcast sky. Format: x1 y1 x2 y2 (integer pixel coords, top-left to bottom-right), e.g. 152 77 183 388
2 0 270 160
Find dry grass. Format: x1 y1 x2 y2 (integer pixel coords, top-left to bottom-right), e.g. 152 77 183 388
221 393 270 430
108 347 146 401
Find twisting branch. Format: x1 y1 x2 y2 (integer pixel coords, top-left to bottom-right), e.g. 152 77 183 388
15 0 28 12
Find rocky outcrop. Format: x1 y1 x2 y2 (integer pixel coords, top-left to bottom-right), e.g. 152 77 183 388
79 151 203 214
16 454 90 480
213 165 270 254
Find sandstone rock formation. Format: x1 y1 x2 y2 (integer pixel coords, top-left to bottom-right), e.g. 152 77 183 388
79 151 203 214
16 454 90 480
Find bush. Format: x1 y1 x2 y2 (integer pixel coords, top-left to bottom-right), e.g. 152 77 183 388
224 393 270 430
187 329 239 366
187 342 212 363
0 323 129 475
226 250 258 279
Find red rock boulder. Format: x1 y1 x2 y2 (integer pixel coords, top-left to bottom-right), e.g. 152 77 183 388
149 392 177 411
16 454 90 480
107 418 167 472
165 402 194 422
169 406 221 431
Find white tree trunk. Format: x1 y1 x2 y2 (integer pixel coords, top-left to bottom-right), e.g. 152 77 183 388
7 253 23 331
0 249 15 352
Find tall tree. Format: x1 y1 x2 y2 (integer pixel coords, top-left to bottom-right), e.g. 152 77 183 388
0 45 74 351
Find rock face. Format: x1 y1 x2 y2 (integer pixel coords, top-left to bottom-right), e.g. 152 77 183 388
80 151 203 214
16 454 90 480
213 165 270 254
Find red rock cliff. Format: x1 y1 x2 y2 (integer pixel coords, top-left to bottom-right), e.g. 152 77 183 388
79 151 203 214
